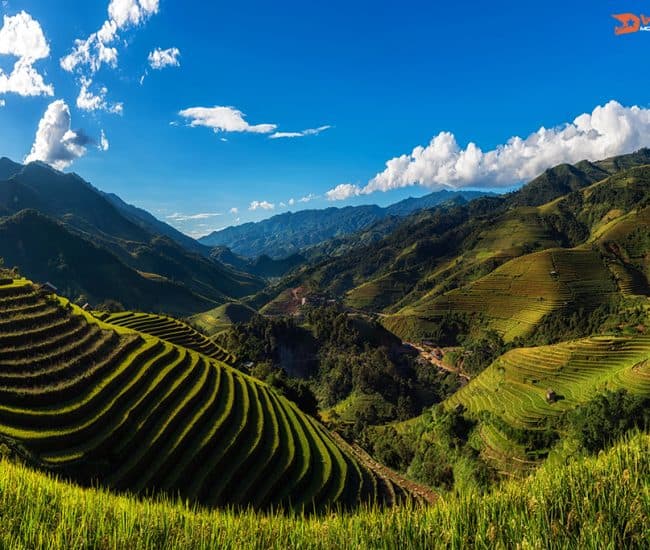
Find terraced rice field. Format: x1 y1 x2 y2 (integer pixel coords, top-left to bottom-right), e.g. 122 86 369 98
447 334 650 428
0 278 405 511
96 311 237 365
445 331 650 472
389 248 617 341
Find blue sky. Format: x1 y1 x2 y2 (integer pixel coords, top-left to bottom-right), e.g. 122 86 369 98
0 1 649 237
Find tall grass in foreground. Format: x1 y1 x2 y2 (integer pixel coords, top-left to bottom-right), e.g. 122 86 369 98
0 433 648 549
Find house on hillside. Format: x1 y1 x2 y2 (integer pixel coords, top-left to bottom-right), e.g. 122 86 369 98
39 282 58 294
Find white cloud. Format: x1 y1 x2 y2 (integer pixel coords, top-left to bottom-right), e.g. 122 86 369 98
0 98 4 107
229 207 239 215
76 76 123 114
269 125 331 139
109 0 159 27
166 212 222 222
288 198 295 206
249 200 275 211
178 106 277 135
0 11 53 97
62 0 159 72
325 183 362 201
60 21 118 74
99 130 109 151
325 101 650 200
299 193 317 203
148 47 180 69
25 100 93 169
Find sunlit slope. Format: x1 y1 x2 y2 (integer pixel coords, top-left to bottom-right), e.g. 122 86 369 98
188 302 257 336
444 332 650 472
0 278 402 510
345 207 563 312
383 248 617 341
447 334 650 428
340 163 650 335
96 311 237 365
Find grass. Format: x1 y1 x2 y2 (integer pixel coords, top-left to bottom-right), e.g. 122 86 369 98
0 431 647 548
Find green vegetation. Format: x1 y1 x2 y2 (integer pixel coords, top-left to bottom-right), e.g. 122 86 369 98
223 306 459 437
0 277 404 511
260 153 650 348
198 190 488 258
96 311 238 365
188 302 258 336
442 331 650 472
388 247 618 342
0 431 647 548
567 389 650 453
0 161 264 315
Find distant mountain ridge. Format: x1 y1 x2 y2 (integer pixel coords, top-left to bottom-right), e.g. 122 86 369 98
0 158 264 313
102 191 210 256
199 190 493 258
253 148 650 331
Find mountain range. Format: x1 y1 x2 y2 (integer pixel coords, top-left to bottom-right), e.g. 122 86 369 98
252 149 650 336
0 158 263 314
198 190 492 258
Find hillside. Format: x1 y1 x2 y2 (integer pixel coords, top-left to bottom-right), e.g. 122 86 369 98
95 311 238 365
445 331 650 471
189 302 258 336
258 151 650 343
0 210 213 315
102 192 210 257
199 190 490 258
382 163 650 341
0 160 264 311
209 245 306 278
0 276 413 511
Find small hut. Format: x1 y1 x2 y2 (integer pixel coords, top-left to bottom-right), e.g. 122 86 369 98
546 389 558 403
39 282 58 294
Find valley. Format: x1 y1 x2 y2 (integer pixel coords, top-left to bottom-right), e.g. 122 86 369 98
0 150 649 547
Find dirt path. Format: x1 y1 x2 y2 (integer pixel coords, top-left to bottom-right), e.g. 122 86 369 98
330 431 438 505
407 342 471 382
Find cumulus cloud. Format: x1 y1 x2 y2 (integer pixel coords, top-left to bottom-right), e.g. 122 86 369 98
326 101 650 200
288 198 295 206
148 47 180 69
109 0 159 27
178 106 277 135
60 22 118 74
99 130 109 151
229 207 239 215
25 100 94 169
299 193 318 203
269 125 331 139
0 11 53 97
249 200 275 211
61 1 159 74
0 99 4 107
76 76 123 114
325 183 362 201
166 212 222 222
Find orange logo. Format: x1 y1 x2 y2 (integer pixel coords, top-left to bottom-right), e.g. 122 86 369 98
613 13 650 35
